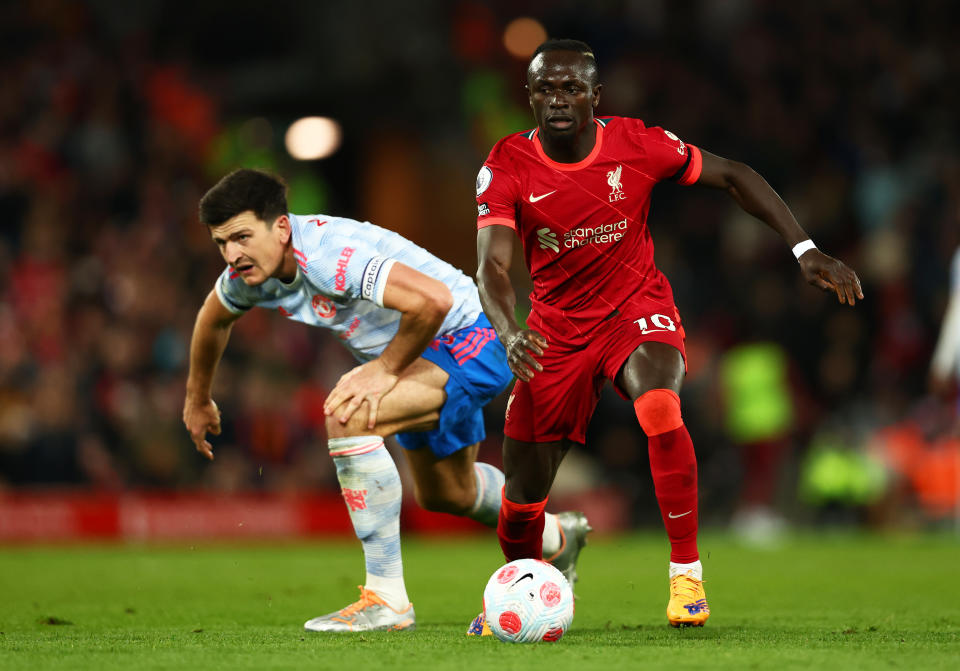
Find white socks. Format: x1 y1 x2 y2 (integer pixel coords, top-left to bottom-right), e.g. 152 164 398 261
329 436 409 610
542 512 561 557
467 462 504 527
364 573 409 611
669 559 703 581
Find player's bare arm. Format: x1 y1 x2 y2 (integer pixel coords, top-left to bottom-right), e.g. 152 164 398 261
183 289 242 460
697 150 864 306
323 262 453 428
476 225 547 382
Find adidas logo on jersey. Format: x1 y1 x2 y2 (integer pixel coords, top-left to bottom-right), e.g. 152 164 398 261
537 227 559 252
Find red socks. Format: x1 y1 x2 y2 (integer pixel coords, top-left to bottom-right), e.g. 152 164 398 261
635 389 700 564
497 489 547 561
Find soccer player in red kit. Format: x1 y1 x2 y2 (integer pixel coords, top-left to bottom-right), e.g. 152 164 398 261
475 39 863 627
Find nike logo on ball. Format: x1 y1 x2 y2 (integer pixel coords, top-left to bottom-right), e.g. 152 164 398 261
668 510 692 519
529 191 556 203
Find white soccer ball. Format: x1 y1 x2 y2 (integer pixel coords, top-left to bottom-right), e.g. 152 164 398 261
482 558 574 643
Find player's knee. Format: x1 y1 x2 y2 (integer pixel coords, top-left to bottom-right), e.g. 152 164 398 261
504 477 551 505
633 388 683 436
324 413 356 438
324 409 382 439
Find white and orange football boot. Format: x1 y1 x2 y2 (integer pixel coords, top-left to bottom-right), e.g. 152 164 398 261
304 586 415 632
667 570 710 627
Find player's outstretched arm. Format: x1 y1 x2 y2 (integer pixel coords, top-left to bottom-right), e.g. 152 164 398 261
183 289 241 460
323 262 452 428
696 150 864 306
476 225 547 381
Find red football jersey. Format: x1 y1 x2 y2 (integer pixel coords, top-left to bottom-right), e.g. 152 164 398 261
477 116 702 343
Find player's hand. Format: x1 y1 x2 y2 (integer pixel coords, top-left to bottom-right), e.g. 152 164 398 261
324 358 399 429
798 249 864 306
183 396 221 461
502 329 548 382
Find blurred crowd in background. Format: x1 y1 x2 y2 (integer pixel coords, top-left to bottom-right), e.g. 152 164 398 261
1 1 958 534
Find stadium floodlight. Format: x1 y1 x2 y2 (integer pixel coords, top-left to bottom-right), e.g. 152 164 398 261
503 17 547 59
285 117 342 160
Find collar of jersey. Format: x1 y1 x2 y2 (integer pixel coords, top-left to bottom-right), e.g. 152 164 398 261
277 266 303 289
278 213 305 289
532 119 604 171
289 212 304 251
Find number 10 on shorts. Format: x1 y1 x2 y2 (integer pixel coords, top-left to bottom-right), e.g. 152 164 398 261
633 313 676 334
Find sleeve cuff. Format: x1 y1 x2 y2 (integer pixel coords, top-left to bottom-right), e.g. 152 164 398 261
477 217 517 230
677 145 702 185
214 276 250 314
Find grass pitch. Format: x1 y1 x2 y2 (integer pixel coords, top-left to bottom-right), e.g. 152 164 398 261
1 532 958 670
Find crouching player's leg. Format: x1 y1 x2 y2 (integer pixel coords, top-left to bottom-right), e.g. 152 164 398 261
302 359 447 633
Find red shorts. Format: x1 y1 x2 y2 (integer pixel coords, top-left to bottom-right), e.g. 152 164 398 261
503 301 686 444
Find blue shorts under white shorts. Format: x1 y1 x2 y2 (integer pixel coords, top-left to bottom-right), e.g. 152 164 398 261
395 313 512 459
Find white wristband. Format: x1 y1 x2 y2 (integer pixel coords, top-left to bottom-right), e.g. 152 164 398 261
792 240 817 260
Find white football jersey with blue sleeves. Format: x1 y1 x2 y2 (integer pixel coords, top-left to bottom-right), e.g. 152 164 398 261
214 214 482 361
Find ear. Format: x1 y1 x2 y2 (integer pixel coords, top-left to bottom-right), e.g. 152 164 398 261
592 83 603 108
273 215 291 244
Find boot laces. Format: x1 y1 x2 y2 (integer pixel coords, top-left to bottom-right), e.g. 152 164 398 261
338 586 383 617
670 572 703 602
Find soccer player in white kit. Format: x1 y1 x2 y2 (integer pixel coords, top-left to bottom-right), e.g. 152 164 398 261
183 169 590 633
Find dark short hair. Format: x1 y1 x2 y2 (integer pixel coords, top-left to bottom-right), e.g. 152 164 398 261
529 38 599 84
199 168 288 227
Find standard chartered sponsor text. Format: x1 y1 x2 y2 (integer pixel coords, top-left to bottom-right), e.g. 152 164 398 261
563 219 628 248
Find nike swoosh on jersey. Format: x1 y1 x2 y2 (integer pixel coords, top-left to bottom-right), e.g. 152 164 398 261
529 191 557 203
667 510 692 519
640 329 671 335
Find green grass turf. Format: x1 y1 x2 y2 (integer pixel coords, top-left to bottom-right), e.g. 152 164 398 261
1 532 958 670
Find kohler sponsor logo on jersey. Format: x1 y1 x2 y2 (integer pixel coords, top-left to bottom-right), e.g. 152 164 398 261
334 247 355 291
563 219 628 248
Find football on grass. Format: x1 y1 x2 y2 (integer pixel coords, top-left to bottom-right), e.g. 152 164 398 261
482 558 574 643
